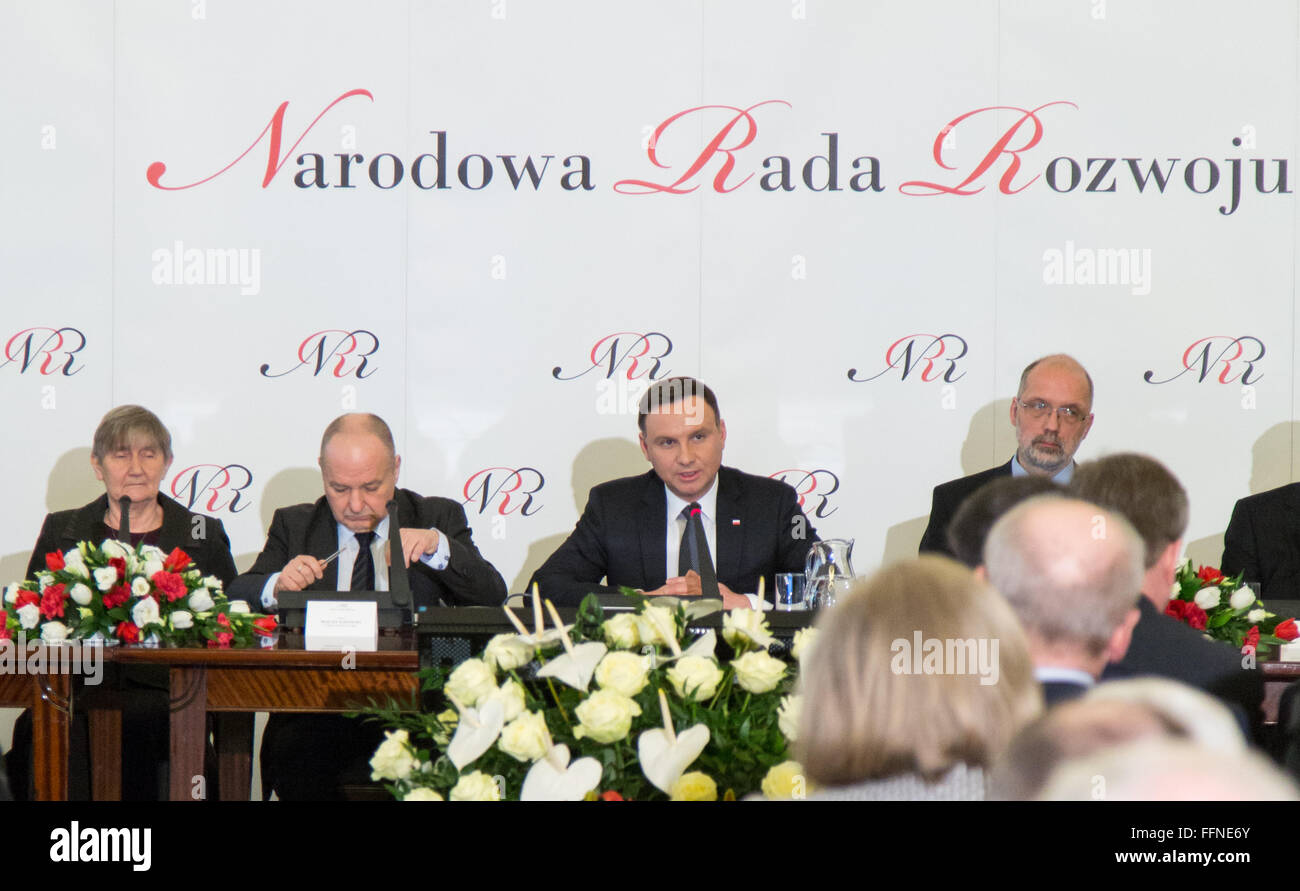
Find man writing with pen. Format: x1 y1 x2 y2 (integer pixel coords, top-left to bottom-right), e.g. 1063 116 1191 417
228 412 506 799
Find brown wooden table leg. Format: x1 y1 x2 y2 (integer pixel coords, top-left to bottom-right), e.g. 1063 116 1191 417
88 698 123 801
214 713 254 801
169 665 207 801
32 673 71 801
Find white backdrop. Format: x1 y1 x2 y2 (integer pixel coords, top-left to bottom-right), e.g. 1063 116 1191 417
2 0 1298 607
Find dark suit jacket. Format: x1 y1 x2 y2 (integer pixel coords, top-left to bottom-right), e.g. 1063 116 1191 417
1102 596 1263 741
227 487 506 609
27 493 237 585
1222 483 1300 599
1041 679 1090 707
528 467 818 607
917 459 1014 557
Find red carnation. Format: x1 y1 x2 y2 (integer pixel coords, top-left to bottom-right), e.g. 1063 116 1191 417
163 547 191 573
39 584 68 620
0 611 10 640
150 571 187 602
1165 599 1208 631
207 631 233 649
15 589 39 609
217 612 231 628
1197 566 1225 585
252 616 277 637
103 585 130 609
1276 618 1299 642
108 557 126 581
116 621 140 644
44 551 65 572
599 790 624 801
1243 625 1260 655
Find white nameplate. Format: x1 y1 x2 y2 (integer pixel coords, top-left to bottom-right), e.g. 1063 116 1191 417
304 600 379 652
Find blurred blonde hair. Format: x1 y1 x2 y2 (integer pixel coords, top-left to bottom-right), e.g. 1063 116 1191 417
796 556 1041 787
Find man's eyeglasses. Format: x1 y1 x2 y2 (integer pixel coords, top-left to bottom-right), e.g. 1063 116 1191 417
1018 399 1089 427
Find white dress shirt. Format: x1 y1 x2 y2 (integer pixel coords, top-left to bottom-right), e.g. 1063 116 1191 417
260 515 450 610
660 480 767 610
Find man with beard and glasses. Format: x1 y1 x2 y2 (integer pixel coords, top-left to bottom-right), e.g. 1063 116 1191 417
919 354 1095 558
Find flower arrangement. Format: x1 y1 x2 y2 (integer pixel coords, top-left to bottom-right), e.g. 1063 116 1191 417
366 592 817 801
1 539 276 648
1167 562 1297 656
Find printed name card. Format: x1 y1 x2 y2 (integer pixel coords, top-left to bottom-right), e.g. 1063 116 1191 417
304 600 379 652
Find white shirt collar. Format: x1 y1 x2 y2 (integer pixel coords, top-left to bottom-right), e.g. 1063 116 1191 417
1011 455 1075 484
336 515 390 548
1034 665 1095 687
664 475 719 522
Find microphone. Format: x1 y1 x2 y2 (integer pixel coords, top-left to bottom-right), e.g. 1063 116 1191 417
386 499 412 616
118 497 132 545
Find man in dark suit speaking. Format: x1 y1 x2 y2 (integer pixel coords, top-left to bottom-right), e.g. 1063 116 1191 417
530 377 817 610
919 354 1095 557
229 412 506 799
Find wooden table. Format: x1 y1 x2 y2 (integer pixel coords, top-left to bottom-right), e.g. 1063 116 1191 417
12 637 1299 800
0 671 72 801
100 637 419 801
1262 659 1300 729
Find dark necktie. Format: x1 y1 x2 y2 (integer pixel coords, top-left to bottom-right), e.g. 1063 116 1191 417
678 503 720 599
352 531 375 591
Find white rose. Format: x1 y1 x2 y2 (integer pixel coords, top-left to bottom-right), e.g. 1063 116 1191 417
100 540 128 561
171 610 194 630
93 567 119 592
1229 586 1256 611
1194 586 1221 611
69 583 93 606
778 694 801 742
62 549 90 580
483 634 533 673
732 651 787 694
594 651 650 697
636 605 677 647
228 600 251 614
486 679 527 722
498 710 551 763
132 597 161 629
40 621 69 643
1248 608 1269 623
370 729 419 781
140 545 166 562
450 771 501 801
602 613 641 650
573 689 642 744
402 787 443 801
666 656 724 701
723 609 774 651
444 658 498 707
4 583 20 605
131 577 151 598
188 588 214 612
791 627 819 662
143 558 164 579
17 603 40 629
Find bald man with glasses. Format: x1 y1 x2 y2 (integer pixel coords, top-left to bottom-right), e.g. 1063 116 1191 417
920 354 1095 558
